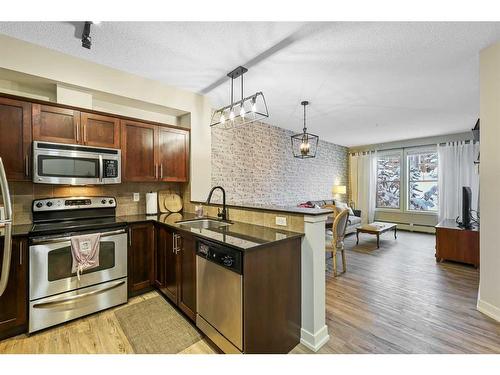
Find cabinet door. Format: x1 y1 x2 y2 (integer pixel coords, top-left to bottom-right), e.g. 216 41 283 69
0 97 31 181
128 223 155 296
121 120 158 181
81 112 120 149
157 226 178 304
178 233 196 321
0 237 27 340
32 104 81 144
158 127 189 182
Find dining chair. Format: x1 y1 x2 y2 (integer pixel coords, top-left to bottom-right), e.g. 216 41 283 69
325 206 349 276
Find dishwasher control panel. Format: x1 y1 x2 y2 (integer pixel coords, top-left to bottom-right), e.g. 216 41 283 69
196 239 242 274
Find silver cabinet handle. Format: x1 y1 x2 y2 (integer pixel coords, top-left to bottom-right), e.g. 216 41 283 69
24 155 29 177
76 124 80 143
128 227 132 247
19 240 23 266
175 234 181 254
160 164 163 179
33 280 125 309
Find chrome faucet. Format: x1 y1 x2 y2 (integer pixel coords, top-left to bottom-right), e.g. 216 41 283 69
206 186 228 221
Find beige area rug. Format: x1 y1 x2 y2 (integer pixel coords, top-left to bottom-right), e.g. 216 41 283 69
114 296 202 353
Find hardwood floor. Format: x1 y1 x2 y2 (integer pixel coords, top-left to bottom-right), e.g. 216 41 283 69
0 292 217 354
1 231 498 354
292 230 500 354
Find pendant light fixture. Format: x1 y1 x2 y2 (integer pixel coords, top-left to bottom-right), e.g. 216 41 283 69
291 101 319 158
210 66 269 129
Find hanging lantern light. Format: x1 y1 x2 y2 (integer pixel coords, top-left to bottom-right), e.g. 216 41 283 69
291 101 319 158
210 66 269 129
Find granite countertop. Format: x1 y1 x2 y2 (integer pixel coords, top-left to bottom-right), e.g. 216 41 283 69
117 212 304 251
191 201 333 216
1 213 304 251
0 223 32 239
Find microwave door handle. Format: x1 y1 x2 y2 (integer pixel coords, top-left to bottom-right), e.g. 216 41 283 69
99 155 103 182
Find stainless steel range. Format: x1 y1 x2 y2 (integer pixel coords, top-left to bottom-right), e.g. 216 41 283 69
28 196 128 333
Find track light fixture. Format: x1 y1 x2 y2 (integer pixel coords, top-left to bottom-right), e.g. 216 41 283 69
210 66 269 129
82 21 93 49
291 101 319 158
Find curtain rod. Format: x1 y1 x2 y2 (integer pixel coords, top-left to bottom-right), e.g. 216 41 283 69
350 140 477 156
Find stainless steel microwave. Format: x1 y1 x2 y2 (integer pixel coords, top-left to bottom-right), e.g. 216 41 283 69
33 141 121 185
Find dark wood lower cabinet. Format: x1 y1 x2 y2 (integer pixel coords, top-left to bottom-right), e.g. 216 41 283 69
177 233 196 320
243 237 302 354
0 237 28 340
128 223 155 296
154 226 196 322
155 225 178 303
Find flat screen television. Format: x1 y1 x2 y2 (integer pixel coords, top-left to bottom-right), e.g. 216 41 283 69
460 186 472 229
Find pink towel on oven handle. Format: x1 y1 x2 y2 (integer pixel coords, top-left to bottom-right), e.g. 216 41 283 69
70 233 101 280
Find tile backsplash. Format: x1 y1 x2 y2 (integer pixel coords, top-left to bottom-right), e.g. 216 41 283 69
8 181 184 224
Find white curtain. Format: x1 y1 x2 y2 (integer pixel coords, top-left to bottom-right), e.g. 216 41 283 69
350 151 377 224
437 141 480 221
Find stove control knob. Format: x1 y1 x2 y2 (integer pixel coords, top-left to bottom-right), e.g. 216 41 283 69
46 201 53 207
109 199 114 205
222 255 234 267
35 202 43 208
101 199 107 204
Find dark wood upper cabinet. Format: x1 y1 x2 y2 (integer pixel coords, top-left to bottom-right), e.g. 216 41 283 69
121 120 158 182
81 112 121 149
158 127 189 182
128 223 155 296
0 237 28 341
32 104 81 145
178 233 196 320
0 97 32 181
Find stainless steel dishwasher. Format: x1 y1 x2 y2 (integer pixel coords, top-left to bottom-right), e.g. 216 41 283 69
196 239 243 354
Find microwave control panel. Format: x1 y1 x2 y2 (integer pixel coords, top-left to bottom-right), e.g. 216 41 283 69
103 160 119 178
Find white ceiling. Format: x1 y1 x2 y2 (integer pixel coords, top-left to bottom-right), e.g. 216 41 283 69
1 21 499 147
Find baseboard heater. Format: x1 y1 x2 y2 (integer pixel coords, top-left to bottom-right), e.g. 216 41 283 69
376 220 436 232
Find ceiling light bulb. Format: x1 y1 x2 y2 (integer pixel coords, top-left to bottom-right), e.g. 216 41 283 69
220 112 226 124
240 106 246 118
251 100 257 113
229 109 235 121
300 141 310 156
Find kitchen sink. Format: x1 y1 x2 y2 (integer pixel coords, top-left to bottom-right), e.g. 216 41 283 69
176 218 233 230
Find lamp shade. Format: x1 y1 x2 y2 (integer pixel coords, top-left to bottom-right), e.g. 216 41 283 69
332 185 346 195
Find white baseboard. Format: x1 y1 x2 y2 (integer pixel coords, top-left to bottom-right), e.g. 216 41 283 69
300 325 329 352
477 299 500 322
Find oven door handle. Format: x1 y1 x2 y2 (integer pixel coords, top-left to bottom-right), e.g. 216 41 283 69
31 228 127 244
32 279 126 309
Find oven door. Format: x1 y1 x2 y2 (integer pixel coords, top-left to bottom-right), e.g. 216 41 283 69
33 141 121 185
29 229 127 301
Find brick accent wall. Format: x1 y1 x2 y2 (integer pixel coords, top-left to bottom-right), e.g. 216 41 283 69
211 121 348 206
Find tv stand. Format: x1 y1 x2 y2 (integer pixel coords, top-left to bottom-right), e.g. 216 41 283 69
435 219 479 268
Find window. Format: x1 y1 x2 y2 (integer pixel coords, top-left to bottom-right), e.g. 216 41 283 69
376 154 401 209
407 152 438 212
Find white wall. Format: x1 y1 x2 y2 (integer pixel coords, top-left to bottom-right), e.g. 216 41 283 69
478 42 500 322
0 34 212 202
